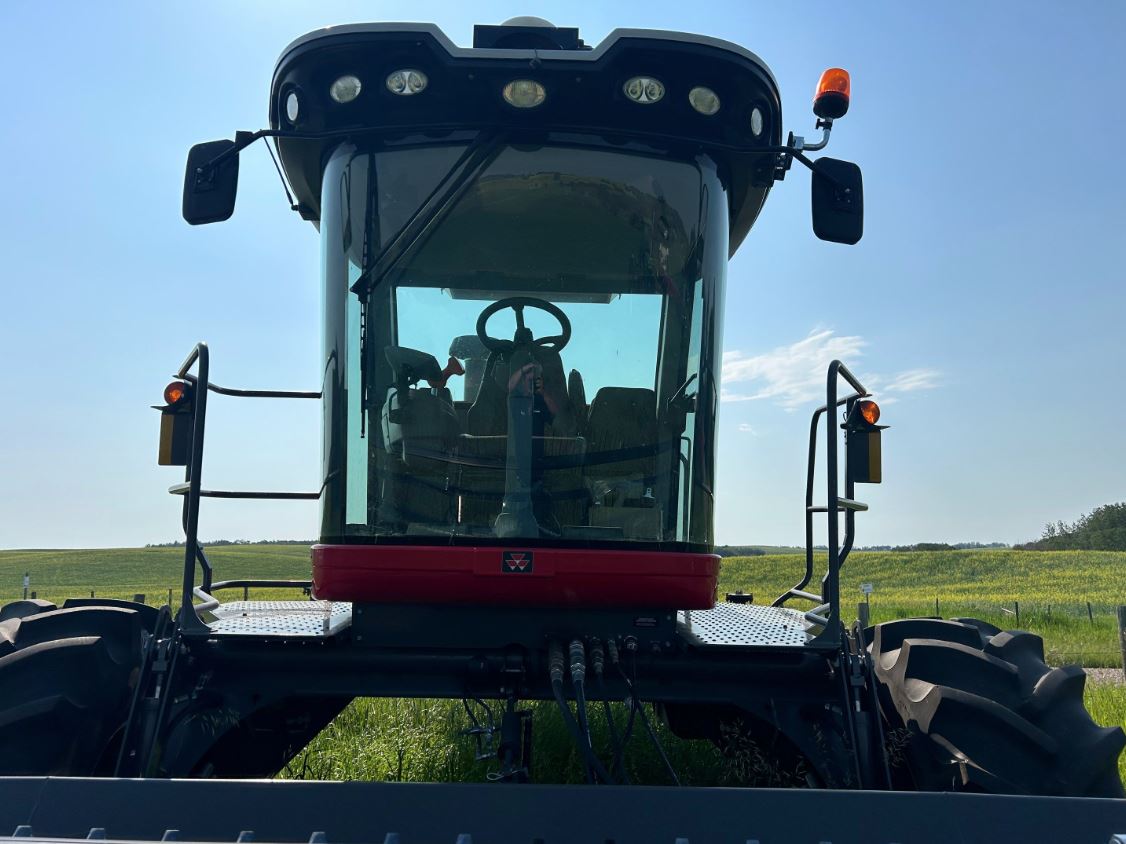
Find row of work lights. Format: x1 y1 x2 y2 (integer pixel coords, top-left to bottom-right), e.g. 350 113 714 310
285 68 766 135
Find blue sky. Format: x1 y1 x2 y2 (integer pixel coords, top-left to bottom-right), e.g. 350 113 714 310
1 1 1124 549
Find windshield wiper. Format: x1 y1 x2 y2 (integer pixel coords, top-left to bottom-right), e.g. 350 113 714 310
351 132 506 298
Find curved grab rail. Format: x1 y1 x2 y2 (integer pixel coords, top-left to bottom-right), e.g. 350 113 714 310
773 360 870 641
172 343 322 633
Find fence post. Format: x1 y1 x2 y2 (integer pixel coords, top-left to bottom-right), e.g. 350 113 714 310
168 588 174 607
934 597 940 617
1087 601 1094 624
858 602 870 629
243 585 249 601
1014 601 1020 626
1117 606 1126 682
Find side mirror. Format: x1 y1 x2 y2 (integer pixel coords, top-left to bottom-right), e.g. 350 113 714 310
183 140 239 225
811 157 863 245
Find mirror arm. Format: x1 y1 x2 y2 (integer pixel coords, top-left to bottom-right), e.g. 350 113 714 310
791 118 834 153
194 130 272 181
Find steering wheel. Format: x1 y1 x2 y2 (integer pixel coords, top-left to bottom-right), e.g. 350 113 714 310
476 297 571 353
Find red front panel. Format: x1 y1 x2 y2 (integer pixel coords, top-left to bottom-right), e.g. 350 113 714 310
312 545 719 609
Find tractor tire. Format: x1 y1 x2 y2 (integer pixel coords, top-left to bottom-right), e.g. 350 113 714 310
870 617 1125 797
0 603 148 776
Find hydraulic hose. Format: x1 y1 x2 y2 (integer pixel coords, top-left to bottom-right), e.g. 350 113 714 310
548 640 613 784
591 639 629 784
569 639 595 755
615 654 681 787
547 639 608 787
609 638 638 737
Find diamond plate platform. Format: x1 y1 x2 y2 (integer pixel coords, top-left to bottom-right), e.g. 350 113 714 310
677 602 811 648
206 600 352 637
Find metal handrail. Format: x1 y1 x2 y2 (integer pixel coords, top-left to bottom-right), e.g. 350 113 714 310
191 587 220 614
210 579 312 592
172 342 320 634
820 361 867 637
182 373 320 400
176 344 210 633
168 483 321 500
773 360 869 643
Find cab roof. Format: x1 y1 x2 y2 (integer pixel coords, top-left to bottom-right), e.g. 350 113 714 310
270 22 783 256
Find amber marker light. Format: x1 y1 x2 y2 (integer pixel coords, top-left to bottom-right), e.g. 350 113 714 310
813 68 850 119
858 399 880 425
164 381 190 406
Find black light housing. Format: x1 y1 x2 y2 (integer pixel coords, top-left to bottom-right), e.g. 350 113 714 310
843 400 887 484
157 381 195 467
267 23 783 255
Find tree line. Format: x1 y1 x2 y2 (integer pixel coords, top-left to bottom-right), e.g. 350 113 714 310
1016 502 1126 551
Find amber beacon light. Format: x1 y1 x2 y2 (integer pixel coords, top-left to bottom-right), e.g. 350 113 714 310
813 68 850 119
858 399 880 425
163 381 191 407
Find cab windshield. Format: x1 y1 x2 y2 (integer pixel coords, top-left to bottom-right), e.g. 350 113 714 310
319 139 727 548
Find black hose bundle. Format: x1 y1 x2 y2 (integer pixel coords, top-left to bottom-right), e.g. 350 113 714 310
548 640 612 784
591 639 629 784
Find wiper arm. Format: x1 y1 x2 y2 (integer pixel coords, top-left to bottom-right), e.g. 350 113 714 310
666 373 698 415
351 132 506 297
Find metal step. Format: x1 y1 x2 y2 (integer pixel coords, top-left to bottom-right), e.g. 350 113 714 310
204 600 352 637
678 602 811 648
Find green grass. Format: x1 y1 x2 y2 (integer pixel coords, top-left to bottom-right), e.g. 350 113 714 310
0 545 311 607
284 686 1126 787
282 698 735 786
722 550 1126 667
2 545 1124 785
1085 683 1126 787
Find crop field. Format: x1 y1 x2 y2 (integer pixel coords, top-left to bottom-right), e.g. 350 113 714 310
3 546 1122 666
1 545 1124 785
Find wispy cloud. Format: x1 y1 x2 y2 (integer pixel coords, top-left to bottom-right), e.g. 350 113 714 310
881 368 942 393
721 329 940 410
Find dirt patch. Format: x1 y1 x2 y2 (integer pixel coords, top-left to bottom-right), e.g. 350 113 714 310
1085 668 1125 685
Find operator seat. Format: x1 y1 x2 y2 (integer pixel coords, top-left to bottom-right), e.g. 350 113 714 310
379 347 461 530
583 387 661 539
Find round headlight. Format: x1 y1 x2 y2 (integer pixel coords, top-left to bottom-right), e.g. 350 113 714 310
750 106 764 137
623 76 665 104
385 69 428 96
330 75 363 104
503 79 546 108
688 86 721 116
285 91 300 123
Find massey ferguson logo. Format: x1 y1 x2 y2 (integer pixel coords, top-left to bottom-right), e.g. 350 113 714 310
502 551 533 573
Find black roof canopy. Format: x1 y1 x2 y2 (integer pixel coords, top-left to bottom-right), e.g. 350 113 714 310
270 22 783 255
